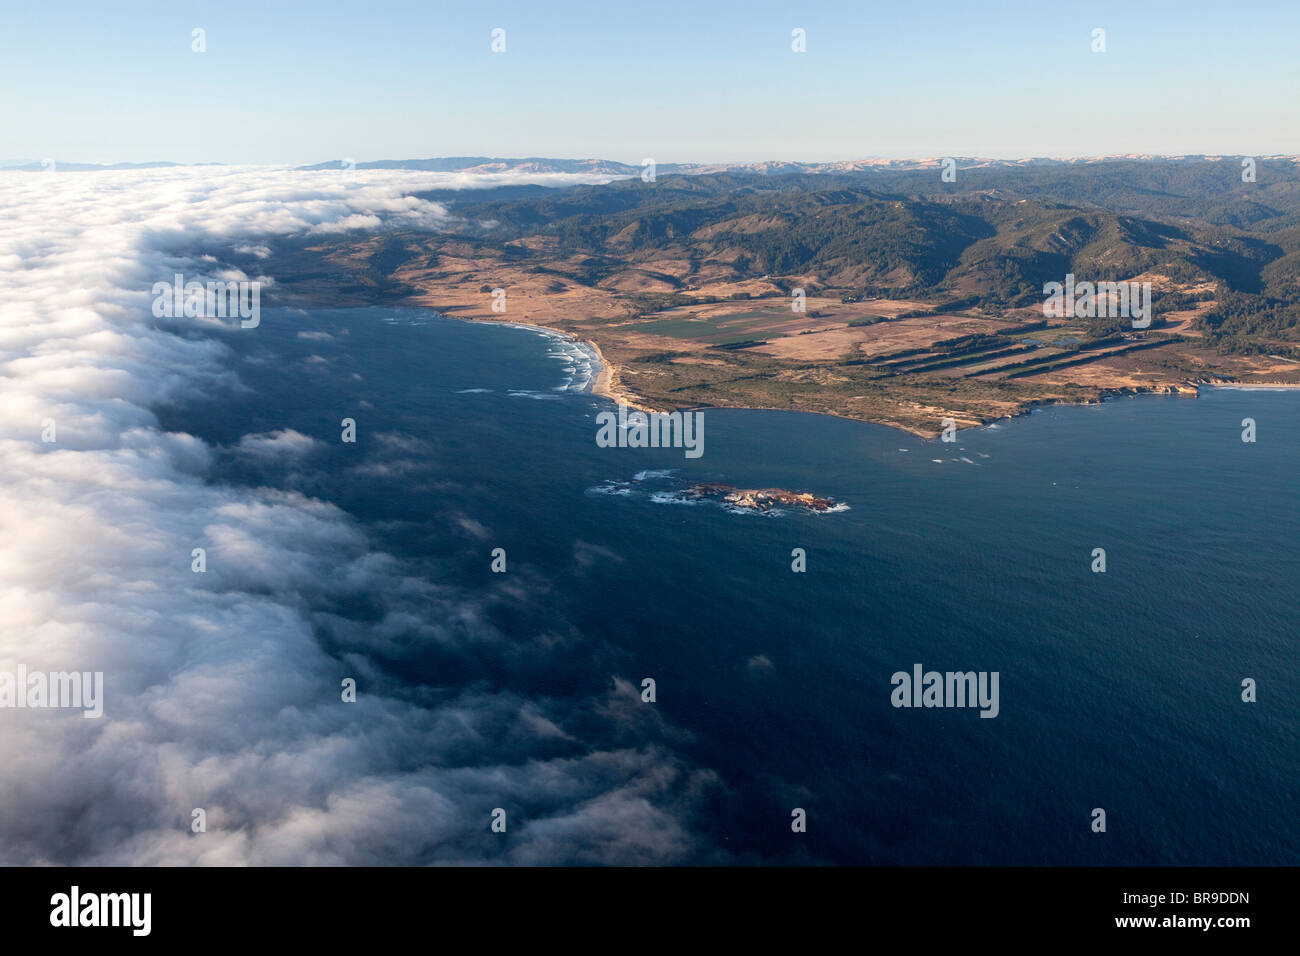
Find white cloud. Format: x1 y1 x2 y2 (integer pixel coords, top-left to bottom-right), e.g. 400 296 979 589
0 166 714 865
235 428 323 460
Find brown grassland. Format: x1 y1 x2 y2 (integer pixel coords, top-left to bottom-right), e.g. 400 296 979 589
271 233 1300 438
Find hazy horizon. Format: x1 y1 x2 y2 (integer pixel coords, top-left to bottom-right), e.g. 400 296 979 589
7 152 1299 169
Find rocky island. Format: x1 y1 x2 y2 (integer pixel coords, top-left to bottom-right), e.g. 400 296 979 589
684 482 838 512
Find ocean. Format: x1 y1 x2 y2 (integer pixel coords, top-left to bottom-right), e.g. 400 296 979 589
157 305 1299 865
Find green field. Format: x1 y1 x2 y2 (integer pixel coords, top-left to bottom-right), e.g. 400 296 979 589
630 312 790 345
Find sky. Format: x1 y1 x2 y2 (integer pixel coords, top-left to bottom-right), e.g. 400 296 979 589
3 0 1300 165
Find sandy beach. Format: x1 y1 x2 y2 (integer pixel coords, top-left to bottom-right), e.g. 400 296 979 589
585 337 661 412
447 312 661 413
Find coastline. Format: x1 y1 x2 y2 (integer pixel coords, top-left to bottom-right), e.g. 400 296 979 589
437 312 664 414
583 337 661 413
415 309 1300 440
1200 382 1300 390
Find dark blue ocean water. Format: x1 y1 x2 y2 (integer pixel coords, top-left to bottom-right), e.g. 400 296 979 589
160 306 1299 865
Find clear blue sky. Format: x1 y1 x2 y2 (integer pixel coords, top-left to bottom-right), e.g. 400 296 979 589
3 0 1298 164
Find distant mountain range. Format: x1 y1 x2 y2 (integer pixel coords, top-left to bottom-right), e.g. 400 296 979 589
8 155 1298 176
295 155 1300 177
295 157 652 175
